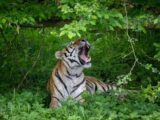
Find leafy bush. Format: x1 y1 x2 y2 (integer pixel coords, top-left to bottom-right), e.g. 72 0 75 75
0 90 160 120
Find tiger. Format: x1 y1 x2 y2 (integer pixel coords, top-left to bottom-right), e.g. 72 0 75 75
47 39 116 108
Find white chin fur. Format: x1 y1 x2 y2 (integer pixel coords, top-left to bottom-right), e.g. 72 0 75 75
83 63 91 68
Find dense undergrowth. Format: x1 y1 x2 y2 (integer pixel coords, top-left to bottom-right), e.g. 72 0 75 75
0 89 160 120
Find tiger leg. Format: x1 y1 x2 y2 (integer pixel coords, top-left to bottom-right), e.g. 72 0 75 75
85 76 116 93
79 97 85 104
49 96 61 108
75 93 85 104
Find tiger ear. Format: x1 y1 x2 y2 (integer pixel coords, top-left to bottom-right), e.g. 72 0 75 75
55 51 63 59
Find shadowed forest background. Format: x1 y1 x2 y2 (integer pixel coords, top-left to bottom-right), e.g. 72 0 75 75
0 0 160 119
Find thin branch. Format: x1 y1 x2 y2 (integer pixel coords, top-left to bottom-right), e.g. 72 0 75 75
17 47 41 89
122 51 133 59
17 28 45 89
11 20 71 29
129 59 138 74
0 29 9 45
123 0 138 74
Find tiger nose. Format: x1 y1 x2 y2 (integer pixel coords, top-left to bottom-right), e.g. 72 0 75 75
81 39 87 42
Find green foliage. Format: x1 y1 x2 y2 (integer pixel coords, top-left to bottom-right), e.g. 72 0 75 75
154 43 160 61
141 83 160 104
0 90 160 120
58 0 125 39
0 0 57 29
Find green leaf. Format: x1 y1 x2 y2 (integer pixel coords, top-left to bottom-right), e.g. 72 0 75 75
60 31 66 37
2 18 6 24
153 18 159 24
91 15 97 20
139 26 146 34
145 64 152 70
68 31 76 39
104 14 109 19
0 24 2 28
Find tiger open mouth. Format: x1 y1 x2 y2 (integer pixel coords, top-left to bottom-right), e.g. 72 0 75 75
79 44 91 65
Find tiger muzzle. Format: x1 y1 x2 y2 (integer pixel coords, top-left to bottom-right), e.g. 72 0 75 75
79 42 91 65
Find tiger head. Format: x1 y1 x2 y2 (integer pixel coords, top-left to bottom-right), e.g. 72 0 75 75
55 39 91 68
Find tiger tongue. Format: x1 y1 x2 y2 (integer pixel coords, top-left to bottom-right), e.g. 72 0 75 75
80 50 88 63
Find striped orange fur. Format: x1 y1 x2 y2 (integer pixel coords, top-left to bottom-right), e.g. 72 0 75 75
47 39 116 108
